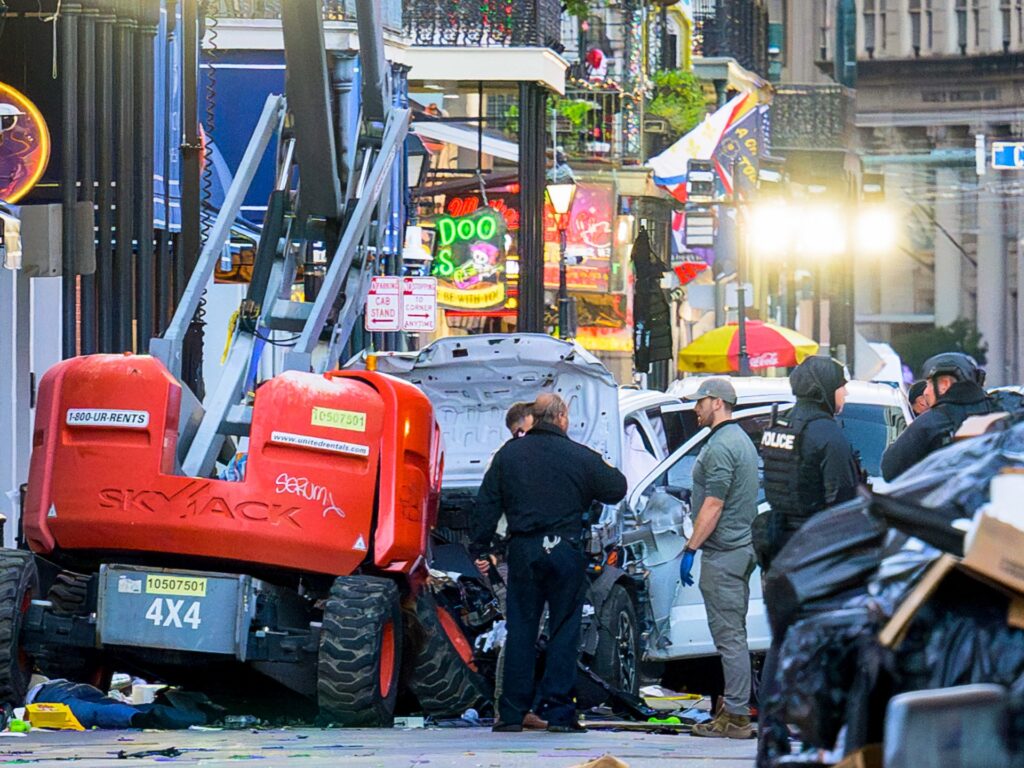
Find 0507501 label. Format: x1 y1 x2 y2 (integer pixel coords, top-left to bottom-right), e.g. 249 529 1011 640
145 574 207 597
310 406 367 432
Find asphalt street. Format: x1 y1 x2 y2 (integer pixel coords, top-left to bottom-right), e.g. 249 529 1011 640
0 726 757 767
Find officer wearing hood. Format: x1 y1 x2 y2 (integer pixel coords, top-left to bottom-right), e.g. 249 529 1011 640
880 352 995 482
756 356 859 570
756 356 860 767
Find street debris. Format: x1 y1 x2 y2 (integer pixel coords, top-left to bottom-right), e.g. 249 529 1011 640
761 414 1024 765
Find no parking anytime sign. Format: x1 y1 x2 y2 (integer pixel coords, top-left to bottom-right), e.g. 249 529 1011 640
402 277 437 333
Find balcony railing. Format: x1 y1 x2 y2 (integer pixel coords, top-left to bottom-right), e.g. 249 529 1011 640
404 0 562 49
554 87 642 166
770 85 855 150
209 0 403 34
692 0 769 76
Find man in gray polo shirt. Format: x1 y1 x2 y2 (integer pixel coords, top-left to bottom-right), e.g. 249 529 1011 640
680 378 758 739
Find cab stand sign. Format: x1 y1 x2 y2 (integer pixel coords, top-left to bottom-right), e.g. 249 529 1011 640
365 275 436 333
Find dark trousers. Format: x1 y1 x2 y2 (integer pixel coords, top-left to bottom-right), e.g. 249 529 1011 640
499 534 585 727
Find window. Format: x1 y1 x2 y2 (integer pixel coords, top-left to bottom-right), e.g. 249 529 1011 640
926 0 933 50
880 0 888 49
1003 0 1013 50
645 407 694 455
863 0 877 55
837 403 907 479
909 0 922 55
651 412 776 504
956 0 967 53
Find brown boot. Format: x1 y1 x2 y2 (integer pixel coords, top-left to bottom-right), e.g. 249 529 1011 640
522 712 548 730
690 711 755 739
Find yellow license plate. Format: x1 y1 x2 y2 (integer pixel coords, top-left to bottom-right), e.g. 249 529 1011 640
145 574 208 597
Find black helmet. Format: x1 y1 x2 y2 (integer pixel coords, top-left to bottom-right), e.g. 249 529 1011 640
921 352 984 386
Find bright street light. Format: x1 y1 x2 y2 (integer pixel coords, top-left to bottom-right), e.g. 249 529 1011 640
856 205 900 256
747 201 796 258
796 203 845 258
545 181 577 217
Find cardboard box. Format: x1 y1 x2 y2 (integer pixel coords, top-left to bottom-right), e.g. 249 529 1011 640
954 412 1008 440
880 546 1024 649
963 515 1024 594
834 744 882 768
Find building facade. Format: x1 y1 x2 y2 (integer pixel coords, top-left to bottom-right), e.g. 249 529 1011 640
774 0 1024 385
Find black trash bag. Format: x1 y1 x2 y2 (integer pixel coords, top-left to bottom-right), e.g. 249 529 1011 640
763 607 880 750
763 496 887 639
1008 672 1024 764
894 569 1024 693
855 534 943 618
873 413 1024 555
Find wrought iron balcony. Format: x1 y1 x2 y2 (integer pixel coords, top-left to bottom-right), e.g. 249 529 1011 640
553 86 642 166
404 0 562 49
209 0 403 34
691 0 769 76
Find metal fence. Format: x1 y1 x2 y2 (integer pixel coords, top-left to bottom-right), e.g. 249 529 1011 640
210 0 404 33
404 0 562 48
691 0 769 76
554 87 642 165
770 84 855 150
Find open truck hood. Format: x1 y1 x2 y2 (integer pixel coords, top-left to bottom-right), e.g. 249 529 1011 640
375 334 622 490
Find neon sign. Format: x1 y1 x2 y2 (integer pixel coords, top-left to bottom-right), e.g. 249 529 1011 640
0 82 51 204
430 207 507 310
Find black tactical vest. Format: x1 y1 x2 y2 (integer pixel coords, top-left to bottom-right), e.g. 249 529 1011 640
761 414 804 520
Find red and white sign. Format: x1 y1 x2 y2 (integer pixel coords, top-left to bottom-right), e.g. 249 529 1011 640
365 276 401 332
402 277 437 333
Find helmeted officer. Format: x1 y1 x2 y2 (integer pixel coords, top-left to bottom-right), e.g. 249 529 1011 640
880 352 995 482
756 355 860 570
470 393 627 733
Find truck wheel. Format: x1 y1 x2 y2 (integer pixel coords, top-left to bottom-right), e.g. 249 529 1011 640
404 592 490 717
0 551 38 707
35 572 111 690
593 584 640 697
317 576 402 727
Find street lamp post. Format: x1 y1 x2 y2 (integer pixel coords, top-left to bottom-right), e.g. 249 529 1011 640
546 180 578 339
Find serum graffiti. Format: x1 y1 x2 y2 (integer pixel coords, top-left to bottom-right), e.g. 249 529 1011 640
274 473 345 519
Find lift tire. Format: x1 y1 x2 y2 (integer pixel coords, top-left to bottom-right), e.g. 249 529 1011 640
404 591 490 717
35 572 111 690
317 576 402 727
592 584 640 698
47 571 89 616
0 551 38 708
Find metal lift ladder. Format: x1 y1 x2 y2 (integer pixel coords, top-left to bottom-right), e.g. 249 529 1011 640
150 0 409 479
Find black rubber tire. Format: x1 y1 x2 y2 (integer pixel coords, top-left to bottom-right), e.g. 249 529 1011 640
404 591 491 718
592 584 640 697
35 572 111 690
47 572 89 616
0 551 38 708
317 576 402 727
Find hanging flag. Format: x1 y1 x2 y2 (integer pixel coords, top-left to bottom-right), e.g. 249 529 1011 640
647 91 760 203
713 103 771 199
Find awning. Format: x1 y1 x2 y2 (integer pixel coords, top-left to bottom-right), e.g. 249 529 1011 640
412 121 519 163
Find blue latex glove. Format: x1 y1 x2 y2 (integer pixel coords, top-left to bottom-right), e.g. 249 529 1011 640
679 549 696 587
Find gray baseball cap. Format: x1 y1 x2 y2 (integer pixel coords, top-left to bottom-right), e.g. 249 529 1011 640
683 378 737 405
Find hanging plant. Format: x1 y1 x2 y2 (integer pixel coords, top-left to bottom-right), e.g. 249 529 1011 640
647 69 706 136
563 0 591 19
553 97 595 128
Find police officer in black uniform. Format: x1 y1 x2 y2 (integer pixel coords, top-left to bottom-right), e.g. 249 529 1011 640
880 352 995 482
470 393 627 733
756 355 860 767
756 355 860 569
